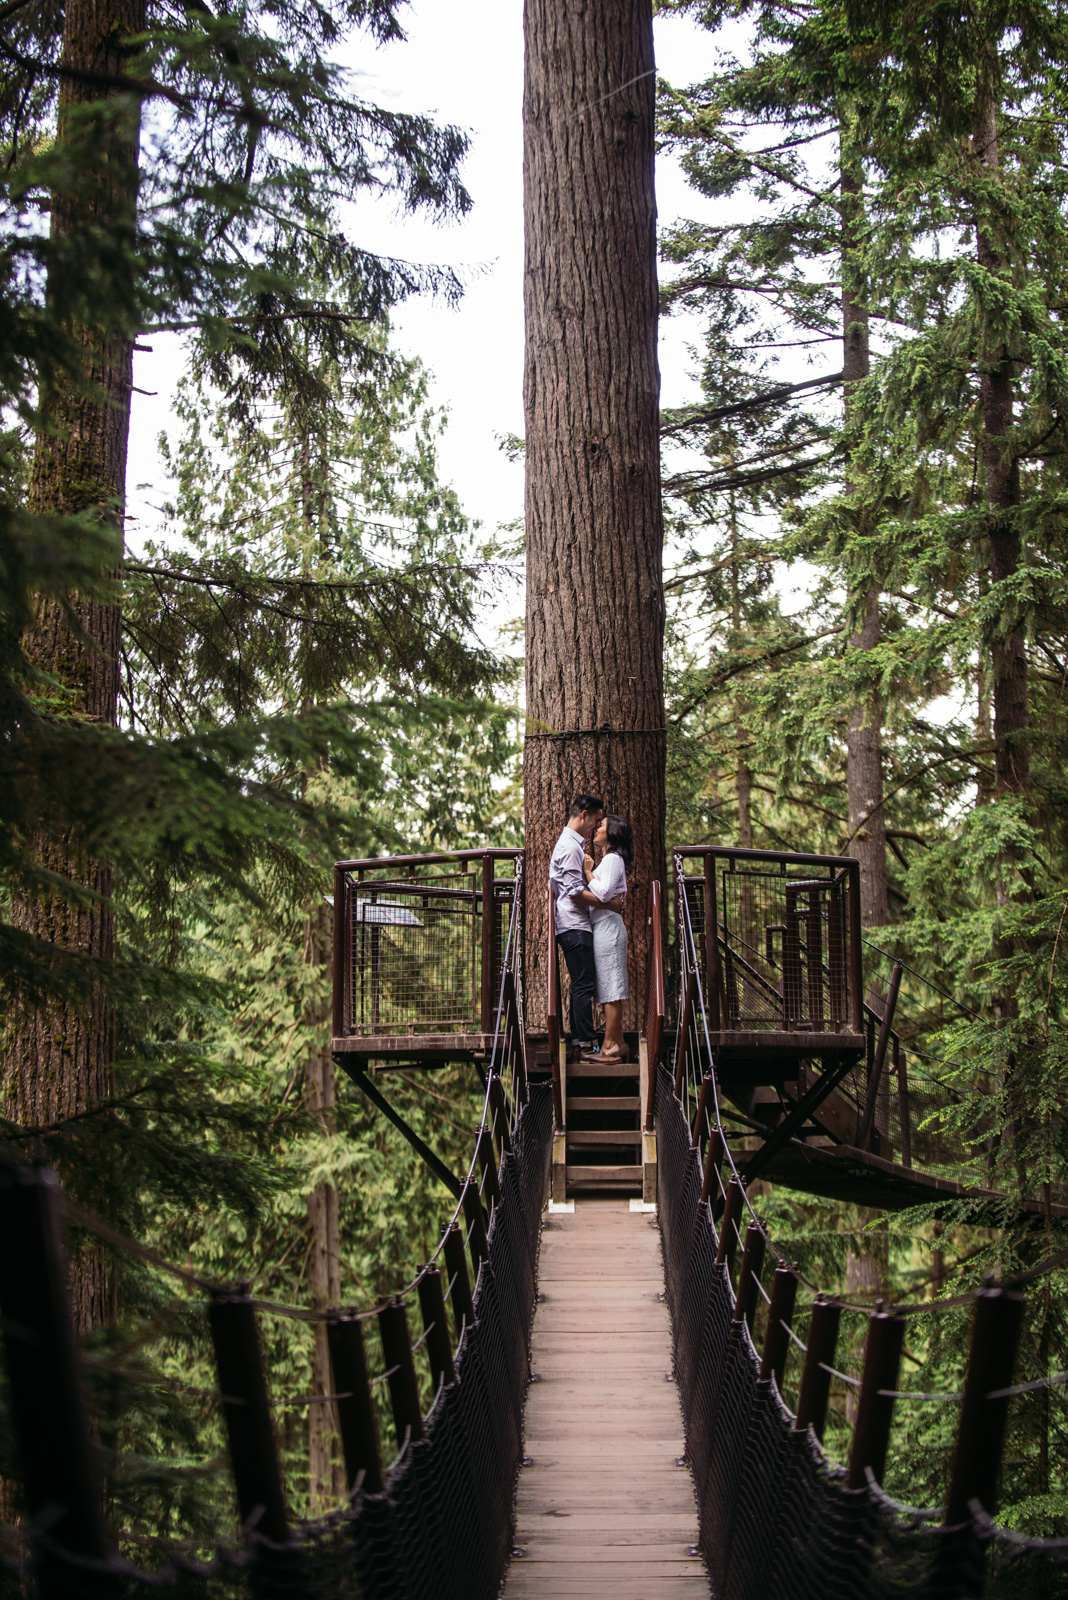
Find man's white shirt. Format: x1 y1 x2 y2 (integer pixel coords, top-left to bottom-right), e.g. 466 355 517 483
549 826 591 935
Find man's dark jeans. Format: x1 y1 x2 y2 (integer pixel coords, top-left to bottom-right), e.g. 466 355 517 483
557 929 596 1046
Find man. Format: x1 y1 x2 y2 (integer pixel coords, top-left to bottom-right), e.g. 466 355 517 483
549 794 625 1051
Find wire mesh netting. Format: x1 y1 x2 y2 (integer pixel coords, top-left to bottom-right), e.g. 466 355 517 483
342 861 520 1036
0 1084 553 1600
675 853 859 1035
654 1065 1068 1600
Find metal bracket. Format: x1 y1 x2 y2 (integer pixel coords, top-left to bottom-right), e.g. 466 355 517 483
739 1052 863 1187
337 1059 464 1198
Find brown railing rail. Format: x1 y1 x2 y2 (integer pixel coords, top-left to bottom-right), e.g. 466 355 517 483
642 879 665 1131
673 845 864 1038
332 849 523 1042
545 884 563 1130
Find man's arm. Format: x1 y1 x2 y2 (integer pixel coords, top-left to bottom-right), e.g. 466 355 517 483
575 887 626 912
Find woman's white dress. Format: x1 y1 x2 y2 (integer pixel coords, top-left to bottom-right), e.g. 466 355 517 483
589 852 629 1003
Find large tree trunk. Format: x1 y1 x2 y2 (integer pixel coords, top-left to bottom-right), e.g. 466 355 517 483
841 142 889 932
2 0 144 1334
972 79 1029 801
522 0 666 1031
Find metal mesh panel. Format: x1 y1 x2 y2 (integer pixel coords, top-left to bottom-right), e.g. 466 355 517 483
342 869 518 1037
676 855 855 1034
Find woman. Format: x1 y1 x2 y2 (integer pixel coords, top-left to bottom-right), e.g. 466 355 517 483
581 813 633 1061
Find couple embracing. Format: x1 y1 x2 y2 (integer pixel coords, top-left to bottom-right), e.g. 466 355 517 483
549 794 634 1062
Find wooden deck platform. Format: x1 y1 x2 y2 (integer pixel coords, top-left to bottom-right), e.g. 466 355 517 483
502 1197 709 1599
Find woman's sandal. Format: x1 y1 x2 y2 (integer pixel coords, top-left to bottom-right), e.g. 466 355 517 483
598 1046 630 1063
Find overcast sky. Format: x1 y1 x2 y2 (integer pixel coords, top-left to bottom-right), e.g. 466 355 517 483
126 3 726 558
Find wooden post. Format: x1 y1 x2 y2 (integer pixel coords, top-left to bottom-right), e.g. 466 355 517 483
674 968 696 1099
442 1222 476 1338
690 1073 714 1149
760 1264 798 1394
846 860 864 1034
896 1039 912 1169
701 1124 725 1205
477 1123 502 1212
847 1306 905 1489
332 864 346 1040
488 1074 513 1156
703 853 722 1030
733 1221 766 1332
378 1297 424 1448
326 1313 383 1496
208 1289 290 1544
716 1176 744 1279
0 1166 115 1600
944 1283 1025 1525
794 1296 841 1443
857 962 902 1151
417 1267 456 1395
463 1184 490 1274
481 852 495 1035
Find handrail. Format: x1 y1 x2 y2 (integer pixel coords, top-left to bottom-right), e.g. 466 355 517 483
642 879 665 1132
546 884 563 1129
335 848 523 872
334 848 521 1041
675 845 865 1036
673 844 859 870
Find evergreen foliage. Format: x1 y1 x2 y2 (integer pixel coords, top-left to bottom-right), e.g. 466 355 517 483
659 0 1068 1529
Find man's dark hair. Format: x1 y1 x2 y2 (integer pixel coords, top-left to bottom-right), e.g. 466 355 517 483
604 814 634 866
569 793 604 818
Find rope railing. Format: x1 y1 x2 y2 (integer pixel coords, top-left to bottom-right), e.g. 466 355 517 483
0 852 554 1600
655 864 1068 1597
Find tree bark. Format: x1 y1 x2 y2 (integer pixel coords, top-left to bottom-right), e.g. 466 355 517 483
2 0 144 1334
523 0 666 1031
972 74 1029 799
841 138 889 931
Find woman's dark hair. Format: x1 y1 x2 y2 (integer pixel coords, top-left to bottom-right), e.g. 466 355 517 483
604 814 633 866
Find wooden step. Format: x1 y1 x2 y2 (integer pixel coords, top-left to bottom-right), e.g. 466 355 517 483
566 1095 640 1112
567 1129 642 1146
565 1059 639 1077
566 1164 642 1190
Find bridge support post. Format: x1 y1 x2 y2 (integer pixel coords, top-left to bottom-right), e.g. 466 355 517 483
478 1124 502 1214
734 1222 766 1332
759 1264 798 1395
0 1165 117 1600
701 1124 725 1205
715 1176 744 1281
443 1221 476 1339
463 1185 490 1276
327 1313 383 1496
378 1298 424 1449
209 1286 302 1597
945 1282 1024 1525
794 1295 841 1442
417 1266 456 1396
847 1304 905 1489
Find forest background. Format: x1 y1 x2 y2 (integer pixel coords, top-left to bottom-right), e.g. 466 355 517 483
1 0 1067 1555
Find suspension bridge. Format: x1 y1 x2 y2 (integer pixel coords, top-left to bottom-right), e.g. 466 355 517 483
1 844 1067 1598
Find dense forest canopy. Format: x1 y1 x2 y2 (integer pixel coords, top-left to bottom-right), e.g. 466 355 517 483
0 0 1066 1550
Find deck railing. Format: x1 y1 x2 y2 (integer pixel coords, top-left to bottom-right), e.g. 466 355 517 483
673 846 864 1039
642 879 665 1130
331 849 523 1044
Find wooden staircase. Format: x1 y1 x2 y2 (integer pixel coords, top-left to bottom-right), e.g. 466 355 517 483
564 1036 642 1194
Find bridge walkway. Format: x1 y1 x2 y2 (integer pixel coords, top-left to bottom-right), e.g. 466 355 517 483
503 1196 708 1599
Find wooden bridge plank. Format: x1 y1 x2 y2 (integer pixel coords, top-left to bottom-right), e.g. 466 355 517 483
501 1196 709 1600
